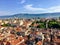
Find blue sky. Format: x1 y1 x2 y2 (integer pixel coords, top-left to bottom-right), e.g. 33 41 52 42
0 0 60 15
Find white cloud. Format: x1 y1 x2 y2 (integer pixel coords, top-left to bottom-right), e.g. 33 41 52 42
24 4 46 11
48 6 60 12
24 4 60 13
0 11 14 16
20 0 26 4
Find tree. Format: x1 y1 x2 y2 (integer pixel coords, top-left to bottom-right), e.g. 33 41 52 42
16 32 21 36
48 20 60 29
37 23 46 28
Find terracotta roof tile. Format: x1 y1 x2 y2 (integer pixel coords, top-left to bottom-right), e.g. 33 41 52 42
37 41 42 45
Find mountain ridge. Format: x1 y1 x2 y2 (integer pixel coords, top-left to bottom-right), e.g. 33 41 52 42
0 12 60 19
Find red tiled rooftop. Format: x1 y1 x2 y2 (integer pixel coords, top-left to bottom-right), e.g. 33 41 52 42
54 39 60 43
37 41 42 45
9 36 24 45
